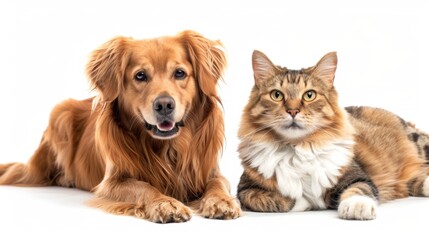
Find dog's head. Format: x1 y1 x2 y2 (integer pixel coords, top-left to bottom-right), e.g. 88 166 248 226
86 31 226 140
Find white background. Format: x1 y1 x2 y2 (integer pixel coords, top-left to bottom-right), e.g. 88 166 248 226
0 0 428 239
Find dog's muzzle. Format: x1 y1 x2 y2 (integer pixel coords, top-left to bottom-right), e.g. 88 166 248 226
144 121 185 139
145 95 184 139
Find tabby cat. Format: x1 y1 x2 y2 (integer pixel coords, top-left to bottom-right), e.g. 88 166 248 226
237 50 429 220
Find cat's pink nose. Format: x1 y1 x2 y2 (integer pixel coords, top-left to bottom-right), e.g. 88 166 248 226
287 109 300 117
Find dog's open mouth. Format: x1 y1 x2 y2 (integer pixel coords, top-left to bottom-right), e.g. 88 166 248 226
144 120 184 139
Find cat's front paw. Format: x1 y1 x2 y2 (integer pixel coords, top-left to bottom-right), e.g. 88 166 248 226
338 196 377 220
198 194 241 220
238 189 295 212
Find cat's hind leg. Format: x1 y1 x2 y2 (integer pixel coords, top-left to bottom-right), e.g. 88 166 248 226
424 176 429 196
407 168 429 197
405 123 429 196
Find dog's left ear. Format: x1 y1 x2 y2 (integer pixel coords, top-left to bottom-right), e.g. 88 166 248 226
179 31 226 102
86 37 130 103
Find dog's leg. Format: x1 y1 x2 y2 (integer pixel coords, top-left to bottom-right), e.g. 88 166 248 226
90 177 192 223
0 139 55 186
196 175 241 219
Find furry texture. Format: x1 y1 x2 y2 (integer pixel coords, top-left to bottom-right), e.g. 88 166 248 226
237 50 429 220
338 195 377 220
0 30 241 223
240 139 354 210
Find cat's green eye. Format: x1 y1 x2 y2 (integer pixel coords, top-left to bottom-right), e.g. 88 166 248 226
270 90 284 102
303 90 317 102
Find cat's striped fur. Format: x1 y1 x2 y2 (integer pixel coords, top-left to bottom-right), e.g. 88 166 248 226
406 122 429 163
237 50 429 220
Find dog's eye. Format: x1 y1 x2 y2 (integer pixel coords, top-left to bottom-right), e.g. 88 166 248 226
135 71 148 82
174 69 187 80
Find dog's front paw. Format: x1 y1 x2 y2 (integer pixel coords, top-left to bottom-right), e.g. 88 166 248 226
145 197 192 223
338 195 377 220
198 194 242 220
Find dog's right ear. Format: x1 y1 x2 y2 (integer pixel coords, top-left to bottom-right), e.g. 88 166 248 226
86 37 130 103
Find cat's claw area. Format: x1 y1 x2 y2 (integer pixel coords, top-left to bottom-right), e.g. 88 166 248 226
338 195 377 220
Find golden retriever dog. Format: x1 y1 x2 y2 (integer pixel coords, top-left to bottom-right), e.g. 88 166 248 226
0 30 241 223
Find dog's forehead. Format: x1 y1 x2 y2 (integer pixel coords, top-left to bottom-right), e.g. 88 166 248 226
130 37 188 63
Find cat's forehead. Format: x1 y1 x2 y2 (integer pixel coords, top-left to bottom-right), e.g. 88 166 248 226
283 69 310 84
265 69 312 88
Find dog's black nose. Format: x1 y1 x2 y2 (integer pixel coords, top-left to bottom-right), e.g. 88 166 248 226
153 96 175 116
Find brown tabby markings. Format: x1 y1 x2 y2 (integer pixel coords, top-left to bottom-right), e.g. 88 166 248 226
406 123 429 164
324 161 377 209
238 168 295 212
237 50 429 220
346 106 428 200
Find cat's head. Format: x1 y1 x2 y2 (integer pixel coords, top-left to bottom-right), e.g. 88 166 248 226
240 50 347 143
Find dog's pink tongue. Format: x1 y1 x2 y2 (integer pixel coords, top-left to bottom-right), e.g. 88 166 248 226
157 121 174 131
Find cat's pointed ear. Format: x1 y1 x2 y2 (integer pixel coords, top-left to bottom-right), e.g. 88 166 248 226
252 50 280 86
312 52 337 87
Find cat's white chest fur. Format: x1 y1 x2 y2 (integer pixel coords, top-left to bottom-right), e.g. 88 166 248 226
245 139 354 210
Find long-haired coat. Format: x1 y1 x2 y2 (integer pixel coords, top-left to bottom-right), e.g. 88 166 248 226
0 30 241 223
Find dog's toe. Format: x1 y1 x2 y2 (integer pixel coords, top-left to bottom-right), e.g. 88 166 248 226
199 195 241 220
147 197 192 223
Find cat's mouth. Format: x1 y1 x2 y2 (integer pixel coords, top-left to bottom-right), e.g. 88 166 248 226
284 122 303 129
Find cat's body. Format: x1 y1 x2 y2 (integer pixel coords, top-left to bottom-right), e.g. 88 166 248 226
237 51 429 220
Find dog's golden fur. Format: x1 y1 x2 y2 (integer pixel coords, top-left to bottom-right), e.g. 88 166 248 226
0 30 241 223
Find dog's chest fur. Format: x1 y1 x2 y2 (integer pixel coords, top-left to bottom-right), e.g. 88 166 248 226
246 139 354 210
